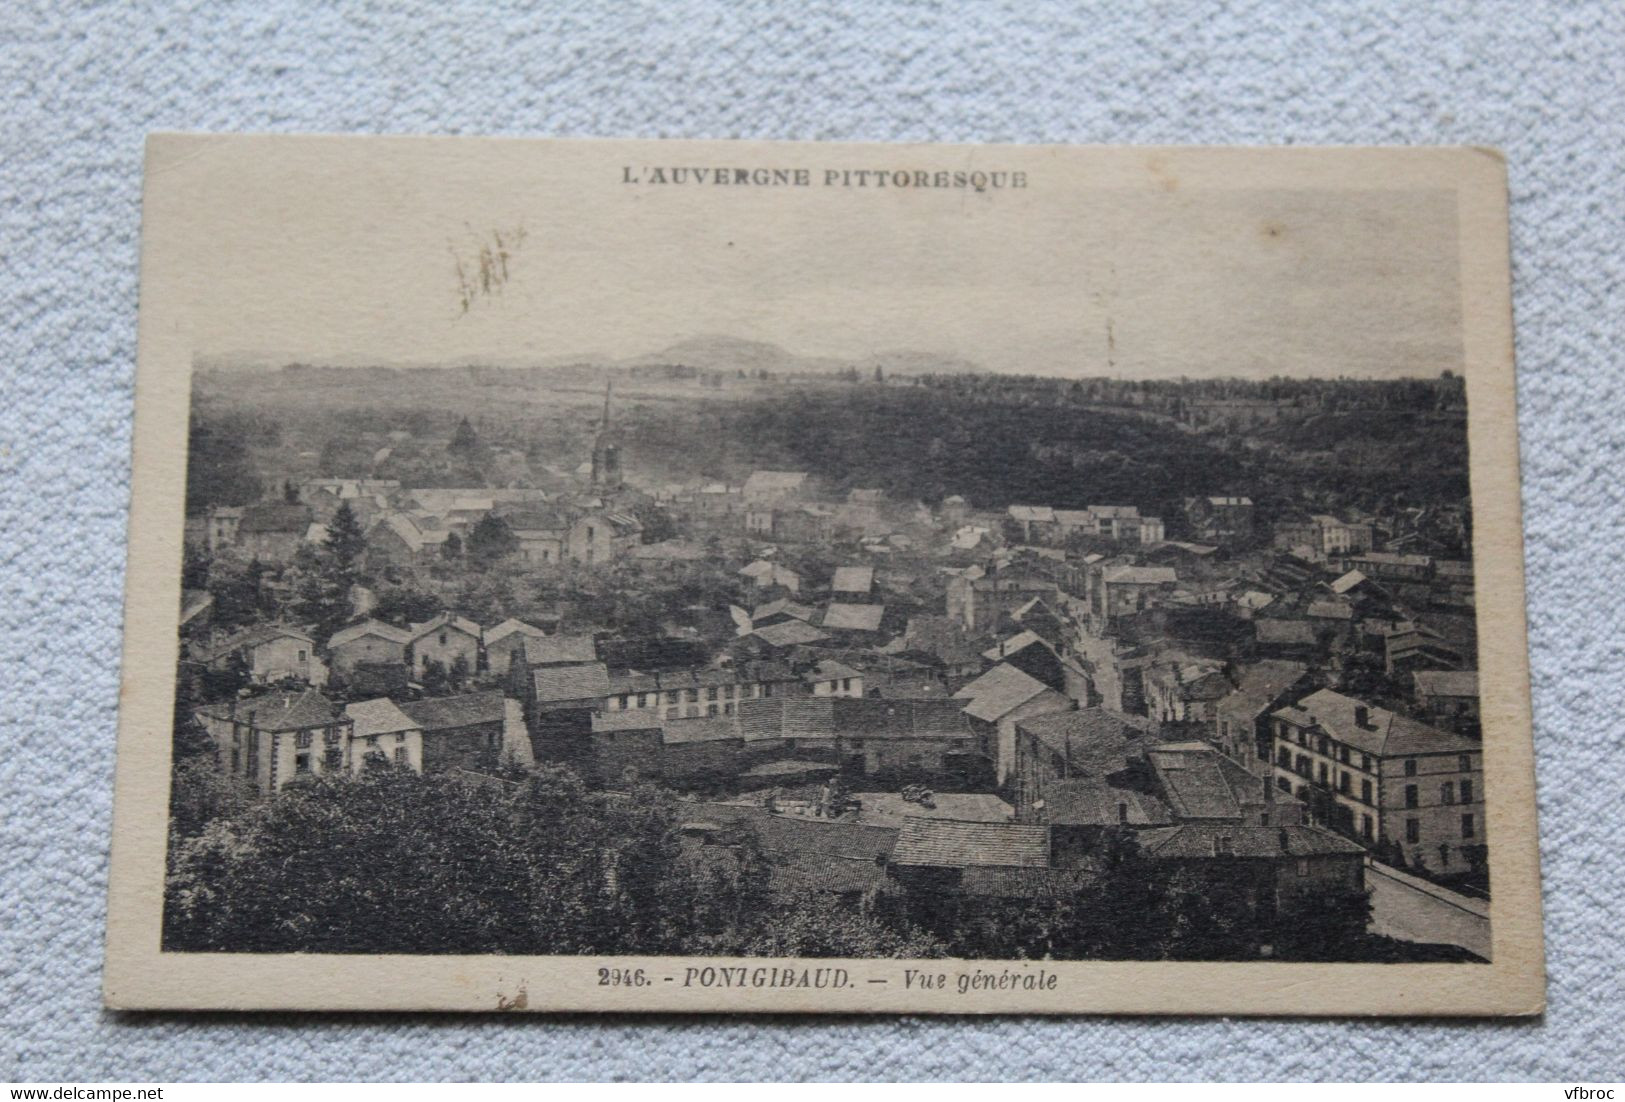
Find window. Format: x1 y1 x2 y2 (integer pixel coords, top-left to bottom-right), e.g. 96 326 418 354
1361 753 1372 772
1361 814 1373 841
1317 762 1328 785
1338 772 1350 794
1260 811 1270 826
1404 758 1418 777
1339 746 1350 764
842 678 852 692
1405 784 1419 809
1405 818 1420 844
295 731 313 749
1460 779 1474 803
706 687 718 701
230 747 240 771
295 753 311 774
665 707 678 720
638 694 650 708
1277 777 1291 794
1277 746 1291 766
1441 781 1455 805
394 746 408 764
763 683 774 698
1438 844 1451 868
724 703 734 716
707 704 718 717
1296 859 1310 877
324 748 343 770
1458 754 1472 773
1296 754 1310 776
686 689 698 703
667 691 680 704
439 632 447 646
1297 730 1307 747
1361 779 1372 804
324 727 341 746
1461 814 1475 839
1317 736 1328 755
297 649 307 662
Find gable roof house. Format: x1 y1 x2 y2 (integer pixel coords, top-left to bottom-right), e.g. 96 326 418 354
483 618 549 674
1007 706 1159 817
325 618 413 678
1268 689 1486 869
233 502 315 563
193 624 327 688
1213 659 1312 776
398 690 509 774
405 613 482 680
195 688 352 795
821 602 887 635
344 697 423 774
954 662 1072 785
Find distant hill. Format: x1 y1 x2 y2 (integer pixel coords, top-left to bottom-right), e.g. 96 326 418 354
196 335 993 381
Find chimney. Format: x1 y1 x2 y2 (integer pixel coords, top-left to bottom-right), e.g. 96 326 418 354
1354 705 1370 728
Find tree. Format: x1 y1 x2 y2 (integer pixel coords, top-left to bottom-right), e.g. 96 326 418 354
185 415 262 515
468 514 518 564
323 502 367 581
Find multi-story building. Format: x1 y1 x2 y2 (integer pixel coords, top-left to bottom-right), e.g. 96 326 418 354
1268 688 1485 874
197 688 354 795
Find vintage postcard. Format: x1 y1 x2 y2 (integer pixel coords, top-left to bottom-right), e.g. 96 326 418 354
105 135 1543 1015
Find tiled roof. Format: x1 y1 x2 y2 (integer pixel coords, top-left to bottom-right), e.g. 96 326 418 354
1272 688 1479 758
532 662 611 703
591 710 664 733
822 603 885 632
891 818 1050 869
1413 670 1479 698
742 470 809 495
328 619 413 649
1014 707 1156 776
345 697 420 738
1329 570 1369 594
1008 505 1056 523
831 565 875 593
661 715 739 745
195 624 313 663
807 659 863 683
522 634 598 666
853 792 1013 829
197 688 342 732
238 502 312 534
750 620 830 647
952 663 1053 723
1101 565 1177 585
752 598 818 623
1306 600 1354 620
982 630 1046 661
1217 660 1308 720
1038 778 1174 827
1139 822 1367 860
398 690 507 731
408 613 482 642
483 618 547 646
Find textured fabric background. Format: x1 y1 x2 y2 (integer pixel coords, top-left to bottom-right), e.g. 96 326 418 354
2 0 1621 1082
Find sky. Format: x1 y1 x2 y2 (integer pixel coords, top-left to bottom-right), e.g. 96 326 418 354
177 139 1465 379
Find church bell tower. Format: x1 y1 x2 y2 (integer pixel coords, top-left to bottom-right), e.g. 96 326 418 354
590 380 623 491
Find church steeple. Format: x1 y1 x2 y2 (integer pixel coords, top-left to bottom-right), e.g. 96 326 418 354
590 379 623 491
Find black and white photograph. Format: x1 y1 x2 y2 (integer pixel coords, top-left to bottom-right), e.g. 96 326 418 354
105 136 1540 1015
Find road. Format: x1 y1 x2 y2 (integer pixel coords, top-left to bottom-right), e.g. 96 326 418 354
1366 858 1492 960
